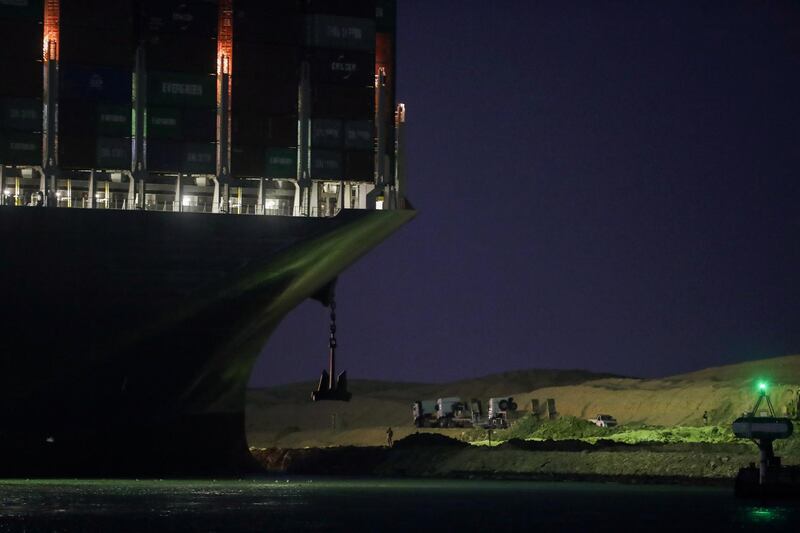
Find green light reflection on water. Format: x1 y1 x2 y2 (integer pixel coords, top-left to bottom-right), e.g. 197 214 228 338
746 506 787 525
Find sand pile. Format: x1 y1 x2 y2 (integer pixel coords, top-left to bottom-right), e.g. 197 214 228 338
392 433 467 449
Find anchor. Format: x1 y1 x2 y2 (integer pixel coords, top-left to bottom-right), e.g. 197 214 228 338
311 280 351 402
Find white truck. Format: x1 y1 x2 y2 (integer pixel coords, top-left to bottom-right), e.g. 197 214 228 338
588 414 618 428
412 397 481 428
412 399 438 427
486 396 519 428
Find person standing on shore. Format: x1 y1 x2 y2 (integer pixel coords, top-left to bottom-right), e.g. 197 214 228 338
386 427 394 447
702 411 709 426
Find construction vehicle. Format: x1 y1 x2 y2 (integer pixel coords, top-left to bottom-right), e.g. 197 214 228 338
486 396 519 428
411 395 523 429
412 397 482 428
412 400 438 427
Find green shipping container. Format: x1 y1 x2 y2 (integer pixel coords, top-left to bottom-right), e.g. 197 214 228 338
183 142 215 174
0 130 40 165
311 118 343 148
96 137 131 169
146 108 182 140
310 149 342 179
148 72 216 108
0 98 41 132
265 147 297 178
344 120 373 150
96 105 131 137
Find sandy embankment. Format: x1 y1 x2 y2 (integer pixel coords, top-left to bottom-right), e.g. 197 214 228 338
246 355 800 449
245 355 800 483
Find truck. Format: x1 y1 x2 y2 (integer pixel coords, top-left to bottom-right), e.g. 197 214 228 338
486 396 519 429
412 399 438 427
412 397 482 428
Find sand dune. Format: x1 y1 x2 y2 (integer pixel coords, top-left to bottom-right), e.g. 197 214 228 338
517 354 800 426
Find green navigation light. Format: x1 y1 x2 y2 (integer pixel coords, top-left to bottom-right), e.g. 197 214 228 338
758 381 768 392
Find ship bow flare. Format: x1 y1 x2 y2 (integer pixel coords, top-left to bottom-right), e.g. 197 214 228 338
0 208 413 475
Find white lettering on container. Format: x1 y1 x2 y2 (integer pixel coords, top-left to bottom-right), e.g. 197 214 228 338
314 158 340 169
315 127 340 138
9 109 37 120
99 147 126 158
161 82 203 96
100 113 126 123
152 117 177 126
347 130 371 142
171 12 194 23
331 61 357 74
269 156 293 166
324 24 363 41
10 142 35 151
89 74 104 90
187 152 212 163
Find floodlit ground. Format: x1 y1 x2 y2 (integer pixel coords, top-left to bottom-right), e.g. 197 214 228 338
246 354 800 449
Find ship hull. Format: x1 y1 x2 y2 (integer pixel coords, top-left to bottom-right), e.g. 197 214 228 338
0 207 413 476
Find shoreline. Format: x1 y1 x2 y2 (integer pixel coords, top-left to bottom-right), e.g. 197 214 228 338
249 434 768 488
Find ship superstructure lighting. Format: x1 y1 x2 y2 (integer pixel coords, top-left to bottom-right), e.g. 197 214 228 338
43 0 59 61
0 0 404 220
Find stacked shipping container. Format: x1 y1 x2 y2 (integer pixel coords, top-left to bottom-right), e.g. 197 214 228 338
231 0 302 178
59 1 134 170
306 1 376 181
0 0 396 194
142 0 218 174
0 0 43 167
232 0 378 182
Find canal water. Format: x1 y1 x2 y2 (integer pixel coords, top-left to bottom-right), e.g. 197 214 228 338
0 478 797 532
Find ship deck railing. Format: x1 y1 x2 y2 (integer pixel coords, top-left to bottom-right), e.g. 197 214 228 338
0 199 341 218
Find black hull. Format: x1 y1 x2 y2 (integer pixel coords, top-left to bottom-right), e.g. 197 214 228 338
0 207 413 476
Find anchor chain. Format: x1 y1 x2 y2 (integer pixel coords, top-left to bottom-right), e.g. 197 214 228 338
329 299 337 351
311 287 350 401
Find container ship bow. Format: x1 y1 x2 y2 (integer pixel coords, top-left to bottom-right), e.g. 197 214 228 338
0 0 410 476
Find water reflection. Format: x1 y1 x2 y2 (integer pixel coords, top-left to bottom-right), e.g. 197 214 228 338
0 479 797 532
744 505 789 525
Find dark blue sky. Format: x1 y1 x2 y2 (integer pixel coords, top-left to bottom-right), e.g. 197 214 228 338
250 1 800 387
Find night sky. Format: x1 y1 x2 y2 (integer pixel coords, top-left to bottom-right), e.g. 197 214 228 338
250 1 800 387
